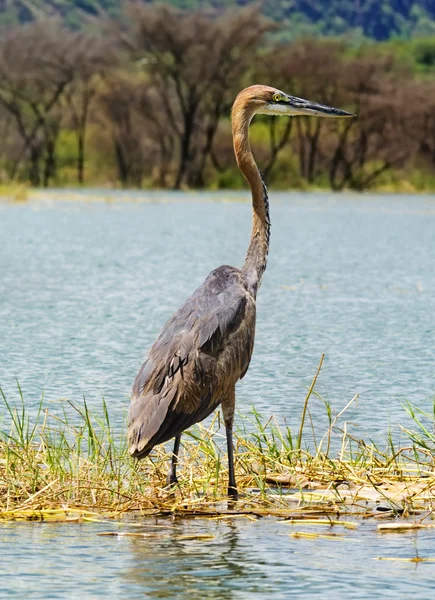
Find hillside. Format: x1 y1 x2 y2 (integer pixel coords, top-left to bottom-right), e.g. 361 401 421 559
1 0 435 40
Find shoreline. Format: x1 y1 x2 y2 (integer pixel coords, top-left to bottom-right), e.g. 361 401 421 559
2 186 435 206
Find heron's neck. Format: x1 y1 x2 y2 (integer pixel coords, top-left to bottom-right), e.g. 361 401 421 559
232 109 270 298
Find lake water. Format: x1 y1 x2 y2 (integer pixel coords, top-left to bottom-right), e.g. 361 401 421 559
1 190 435 598
1 517 435 599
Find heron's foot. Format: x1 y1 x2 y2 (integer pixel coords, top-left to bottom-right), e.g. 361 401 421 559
227 485 238 501
166 470 179 487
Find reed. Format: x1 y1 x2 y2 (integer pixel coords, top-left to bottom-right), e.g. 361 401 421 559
1 382 435 523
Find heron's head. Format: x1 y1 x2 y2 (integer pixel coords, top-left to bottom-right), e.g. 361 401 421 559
233 85 355 120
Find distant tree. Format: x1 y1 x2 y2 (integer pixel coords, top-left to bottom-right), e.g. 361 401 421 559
0 6 433 191
135 83 177 187
409 81 435 168
324 59 417 190
0 20 117 186
98 75 150 187
123 4 274 188
0 21 76 185
63 34 115 184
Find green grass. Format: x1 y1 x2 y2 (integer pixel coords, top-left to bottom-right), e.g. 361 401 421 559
1 366 435 522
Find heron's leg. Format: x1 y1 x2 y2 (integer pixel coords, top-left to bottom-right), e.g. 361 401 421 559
222 388 238 500
166 433 181 486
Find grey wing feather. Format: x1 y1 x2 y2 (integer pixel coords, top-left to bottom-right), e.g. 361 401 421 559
127 266 255 458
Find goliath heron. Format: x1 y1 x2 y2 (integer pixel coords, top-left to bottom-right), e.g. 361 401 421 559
127 85 353 498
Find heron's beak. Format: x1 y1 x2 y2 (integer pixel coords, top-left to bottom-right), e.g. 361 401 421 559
282 95 355 118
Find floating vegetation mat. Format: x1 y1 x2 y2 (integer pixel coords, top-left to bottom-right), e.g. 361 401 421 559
1 370 435 525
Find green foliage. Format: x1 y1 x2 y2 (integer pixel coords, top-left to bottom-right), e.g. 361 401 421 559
2 7 435 192
412 38 435 66
1 1 435 40
213 168 245 190
369 36 435 72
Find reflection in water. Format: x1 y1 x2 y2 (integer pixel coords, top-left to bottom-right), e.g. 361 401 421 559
2 518 435 598
123 519 270 599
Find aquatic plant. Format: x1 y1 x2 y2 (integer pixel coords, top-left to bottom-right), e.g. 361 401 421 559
1 371 435 522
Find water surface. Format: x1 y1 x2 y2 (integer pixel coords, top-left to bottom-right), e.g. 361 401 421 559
1 191 434 438
1 190 435 598
1 517 435 599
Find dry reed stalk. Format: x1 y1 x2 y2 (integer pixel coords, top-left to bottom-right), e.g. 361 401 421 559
1 372 435 521
289 532 351 540
377 522 435 532
375 557 435 562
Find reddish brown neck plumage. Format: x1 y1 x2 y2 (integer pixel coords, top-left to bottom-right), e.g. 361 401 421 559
232 91 270 296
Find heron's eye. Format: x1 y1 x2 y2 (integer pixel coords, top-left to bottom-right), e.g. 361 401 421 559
273 93 282 102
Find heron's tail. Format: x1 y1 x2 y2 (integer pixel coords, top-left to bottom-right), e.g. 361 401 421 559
127 387 177 458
